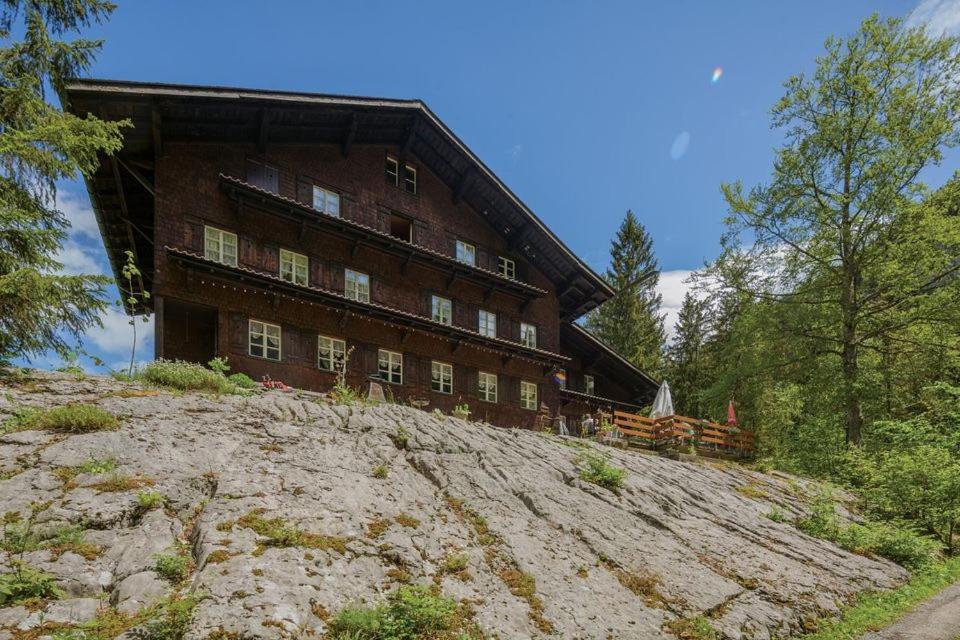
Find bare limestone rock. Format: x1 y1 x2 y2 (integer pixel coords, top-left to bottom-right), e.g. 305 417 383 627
0 371 909 639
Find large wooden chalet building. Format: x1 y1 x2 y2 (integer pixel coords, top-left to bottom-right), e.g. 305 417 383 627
64 79 658 429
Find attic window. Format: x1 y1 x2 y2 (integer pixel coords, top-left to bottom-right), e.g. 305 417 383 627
246 159 278 193
386 155 417 194
389 213 412 242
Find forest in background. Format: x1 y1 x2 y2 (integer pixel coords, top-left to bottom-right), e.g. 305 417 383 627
587 15 960 556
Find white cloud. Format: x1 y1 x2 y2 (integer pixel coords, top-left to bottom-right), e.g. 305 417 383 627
85 306 153 358
55 240 105 275
906 0 960 35
657 269 696 341
669 131 691 160
57 189 100 239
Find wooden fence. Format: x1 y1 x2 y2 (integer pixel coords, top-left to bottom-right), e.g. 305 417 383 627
609 410 755 457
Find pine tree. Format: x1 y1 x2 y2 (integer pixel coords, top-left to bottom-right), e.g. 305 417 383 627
666 292 710 417
0 1 128 362
586 210 666 376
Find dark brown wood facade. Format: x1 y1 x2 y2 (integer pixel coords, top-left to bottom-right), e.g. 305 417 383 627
64 79 658 428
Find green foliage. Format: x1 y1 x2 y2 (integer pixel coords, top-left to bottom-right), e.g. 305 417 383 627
138 359 241 394
137 490 165 511
663 615 719 640
0 560 61 604
0 405 42 433
326 584 480 640
77 457 117 475
452 403 471 420
226 372 257 389
0 1 128 362
765 508 786 523
236 509 349 554
585 210 666 375
665 292 710 417
19 403 118 433
800 556 960 640
797 494 940 569
371 464 389 479
207 356 231 376
51 593 199 640
153 552 190 583
576 451 627 493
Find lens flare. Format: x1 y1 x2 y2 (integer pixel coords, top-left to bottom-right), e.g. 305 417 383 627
711 67 723 83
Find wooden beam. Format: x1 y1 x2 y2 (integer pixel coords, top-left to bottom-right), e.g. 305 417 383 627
116 156 155 197
400 117 417 159
558 277 581 300
151 104 163 156
257 108 270 154
110 156 138 262
341 113 358 158
452 168 474 205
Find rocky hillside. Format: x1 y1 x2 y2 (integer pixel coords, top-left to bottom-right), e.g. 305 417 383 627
0 372 907 639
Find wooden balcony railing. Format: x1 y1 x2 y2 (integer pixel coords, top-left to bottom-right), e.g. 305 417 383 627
608 410 755 457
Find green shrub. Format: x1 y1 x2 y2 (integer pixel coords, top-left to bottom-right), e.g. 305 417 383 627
798 495 939 569
766 508 786 523
226 372 258 389
0 406 42 433
0 561 62 604
137 490 165 511
327 584 476 640
576 451 627 493
138 359 238 394
154 552 190 583
78 458 117 475
664 615 719 640
371 464 389 479
23 404 119 433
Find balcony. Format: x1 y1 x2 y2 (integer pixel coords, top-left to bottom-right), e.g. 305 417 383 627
219 175 548 306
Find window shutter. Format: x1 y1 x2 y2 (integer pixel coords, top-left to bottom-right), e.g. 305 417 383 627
240 236 256 268
454 300 468 328
464 366 478 399
466 304 479 332
228 313 246 350
420 358 432 391
184 218 203 252
282 325 296 363
363 343 379 376
262 244 279 274
404 353 418 387
330 262 345 292
296 176 312 206
477 247 490 271
309 255 322 288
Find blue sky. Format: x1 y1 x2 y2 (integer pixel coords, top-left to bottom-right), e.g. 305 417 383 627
31 0 960 372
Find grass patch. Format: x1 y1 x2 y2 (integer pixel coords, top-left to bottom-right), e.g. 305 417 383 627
800 555 960 639
236 509 349 554
371 464 389 479
137 490 165 511
394 513 420 529
88 473 154 493
47 592 198 640
326 584 482 640
137 359 241 394
205 549 235 564
437 553 471 582
576 451 627 493
614 567 668 608
0 562 62 605
1 521 100 561
7 404 118 434
797 495 941 569
226 372 258 389
366 518 391 539
53 458 117 488
499 568 553 633
766 507 787 522
664 615 720 640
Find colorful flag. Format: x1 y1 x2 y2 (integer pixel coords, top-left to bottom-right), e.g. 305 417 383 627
552 369 567 387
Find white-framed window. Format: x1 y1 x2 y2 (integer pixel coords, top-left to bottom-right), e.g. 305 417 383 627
378 349 403 384
478 310 497 338
386 155 417 194
498 256 515 279
520 322 537 348
279 249 308 286
520 381 538 410
312 185 340 217
431 295 452 325
455 240 476 266
345 269 370 303
584 374 595 396
478 372 497 403
431 361 453 394
317 335 346 372
204 226 237 266
249 320 281 361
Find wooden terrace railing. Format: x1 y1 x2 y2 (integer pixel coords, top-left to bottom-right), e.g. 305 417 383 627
608 410 755 457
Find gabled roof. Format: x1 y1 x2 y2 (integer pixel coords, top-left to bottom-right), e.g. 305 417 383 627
559 322 659 402
62 78 614 319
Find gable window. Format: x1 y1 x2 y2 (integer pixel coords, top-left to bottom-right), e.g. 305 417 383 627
204 226 237 266
378 349 403 384
498 256 516 279
246 159 279 193
431 295 452 325
317 336 346 372
389 212 413 242
249 320 281 361
455 240 476 266
478 372 497 403
520 381 538 410
584 374 595 396
386 155 417 194
431 361 453 394
345 269 370 303
312 185 340 217
520 322 537 349
279 249 308 286
478 310 497 338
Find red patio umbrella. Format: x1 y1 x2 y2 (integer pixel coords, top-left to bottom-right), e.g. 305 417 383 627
727 399 738 426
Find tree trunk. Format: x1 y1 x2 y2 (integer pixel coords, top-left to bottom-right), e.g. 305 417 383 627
840 218 863 446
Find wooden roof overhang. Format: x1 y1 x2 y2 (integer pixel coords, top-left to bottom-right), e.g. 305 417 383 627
559 388 644 411
166 247 569 367
559 322 659 403
62 79 613 319
220 175 547 304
